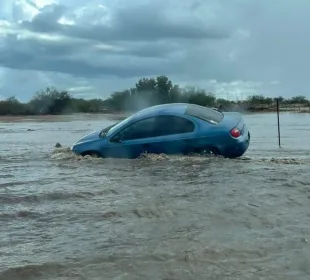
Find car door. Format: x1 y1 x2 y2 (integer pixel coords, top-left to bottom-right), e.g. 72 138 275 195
150 115 198 155
104 117 157 158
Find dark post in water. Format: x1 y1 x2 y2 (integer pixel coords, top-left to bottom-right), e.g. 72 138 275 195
276 98 281 148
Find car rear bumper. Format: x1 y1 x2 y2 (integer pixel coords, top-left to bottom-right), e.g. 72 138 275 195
224 131 250 158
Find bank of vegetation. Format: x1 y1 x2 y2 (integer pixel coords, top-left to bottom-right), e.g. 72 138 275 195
0 75 309 115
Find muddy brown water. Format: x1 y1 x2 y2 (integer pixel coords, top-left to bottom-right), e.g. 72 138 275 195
1 112 310 280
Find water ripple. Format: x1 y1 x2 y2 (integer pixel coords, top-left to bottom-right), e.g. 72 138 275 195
1 113 310 279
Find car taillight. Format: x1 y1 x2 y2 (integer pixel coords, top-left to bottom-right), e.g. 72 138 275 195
230 127 241 138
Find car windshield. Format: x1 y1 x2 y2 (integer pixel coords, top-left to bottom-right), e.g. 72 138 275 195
99 123 118 138
185 104 224 124
105 115 134 137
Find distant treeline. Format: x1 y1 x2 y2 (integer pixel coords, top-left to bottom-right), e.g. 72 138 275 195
0 75 309 115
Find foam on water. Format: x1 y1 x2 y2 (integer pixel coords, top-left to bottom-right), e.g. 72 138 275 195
50 145 310 165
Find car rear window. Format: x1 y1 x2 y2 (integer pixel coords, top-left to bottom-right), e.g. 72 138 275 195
185 104 224 124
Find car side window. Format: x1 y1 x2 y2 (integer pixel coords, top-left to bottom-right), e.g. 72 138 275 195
113 117 156 141
153 115 195 137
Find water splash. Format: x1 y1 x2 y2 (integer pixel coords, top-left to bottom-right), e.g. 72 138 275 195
138 152 170 161
50 147 95 161
49 145 310 165
238 156 310 165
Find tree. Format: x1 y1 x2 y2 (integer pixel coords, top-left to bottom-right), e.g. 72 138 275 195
289 95 308 105
155 75 173 104
181 86 216 106
134 77 157 107
1 75 310 116
169 85 182 103
247 95 266 105
0 96 30 115
29 87 72 114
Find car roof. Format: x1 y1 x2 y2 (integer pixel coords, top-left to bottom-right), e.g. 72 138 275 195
132 103 189 120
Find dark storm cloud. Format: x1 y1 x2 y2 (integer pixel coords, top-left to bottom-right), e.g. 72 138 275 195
0 32 183 77
0 45 169 78
0 1 233 79
2 0 310 100
55 17 228 43
21 4 67 32
19 2 230 42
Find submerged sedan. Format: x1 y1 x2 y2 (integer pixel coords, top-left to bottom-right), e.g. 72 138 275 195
71 103 250 159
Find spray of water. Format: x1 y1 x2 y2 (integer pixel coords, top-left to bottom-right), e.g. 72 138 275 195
50 144 310 165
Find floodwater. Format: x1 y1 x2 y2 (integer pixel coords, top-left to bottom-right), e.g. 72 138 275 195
1 112 310 280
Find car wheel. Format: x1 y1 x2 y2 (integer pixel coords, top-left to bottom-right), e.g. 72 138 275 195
200 146 220 156
82 151 101 158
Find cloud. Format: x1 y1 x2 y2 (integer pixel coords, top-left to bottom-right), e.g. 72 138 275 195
0 0 310 101
0 1 236 84
1 1 232 78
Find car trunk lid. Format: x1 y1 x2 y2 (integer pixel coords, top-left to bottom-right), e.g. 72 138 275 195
219 112 245 135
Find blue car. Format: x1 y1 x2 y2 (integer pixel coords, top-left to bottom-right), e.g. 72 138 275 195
71 103 250 159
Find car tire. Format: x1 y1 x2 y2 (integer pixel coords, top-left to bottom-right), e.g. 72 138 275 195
199 146 220 156
81 151 101 158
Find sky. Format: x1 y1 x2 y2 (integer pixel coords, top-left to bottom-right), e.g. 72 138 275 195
0 0 309 102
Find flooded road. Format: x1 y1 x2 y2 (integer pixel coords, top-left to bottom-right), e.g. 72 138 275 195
1 112 310 280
